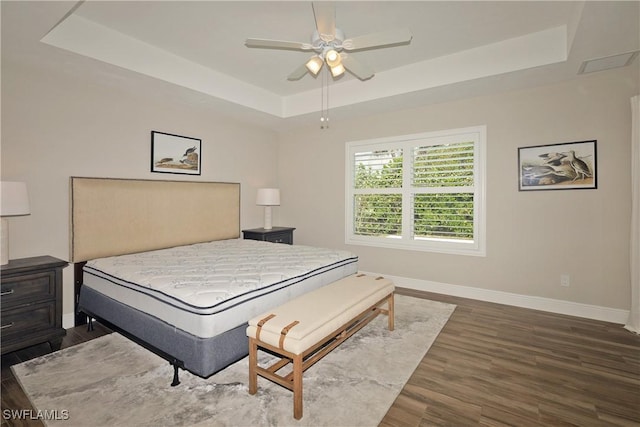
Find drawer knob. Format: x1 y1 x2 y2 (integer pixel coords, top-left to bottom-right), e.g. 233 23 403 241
0 322 14 330
0 289 14 296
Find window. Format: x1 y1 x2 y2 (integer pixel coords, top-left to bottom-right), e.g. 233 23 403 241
345 126 486 256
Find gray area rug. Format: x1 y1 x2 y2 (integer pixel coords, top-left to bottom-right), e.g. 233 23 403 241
12 295 454 427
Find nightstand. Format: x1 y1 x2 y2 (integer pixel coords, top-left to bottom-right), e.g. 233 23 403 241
242 227 296 245
1 256 67 355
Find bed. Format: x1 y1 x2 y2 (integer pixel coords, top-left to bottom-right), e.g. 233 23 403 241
70 177 358 382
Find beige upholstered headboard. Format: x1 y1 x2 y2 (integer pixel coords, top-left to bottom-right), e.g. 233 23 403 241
70 177 240 262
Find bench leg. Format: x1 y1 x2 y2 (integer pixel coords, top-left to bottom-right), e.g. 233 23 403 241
249 338 258 395
388 293 395 331
293 353 303 420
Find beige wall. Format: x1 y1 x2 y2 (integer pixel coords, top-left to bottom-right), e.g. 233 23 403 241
1 59 279 325
278 65 638 313
2 45 637 325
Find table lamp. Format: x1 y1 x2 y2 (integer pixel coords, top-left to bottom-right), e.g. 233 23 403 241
1 181 31 265
256 188 280 230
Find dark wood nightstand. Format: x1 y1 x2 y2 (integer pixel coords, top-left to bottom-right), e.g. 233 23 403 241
1 256 67 355
242 227 296 245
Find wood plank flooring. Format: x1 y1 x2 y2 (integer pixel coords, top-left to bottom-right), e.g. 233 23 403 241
381 289 640 426
2 288 639 426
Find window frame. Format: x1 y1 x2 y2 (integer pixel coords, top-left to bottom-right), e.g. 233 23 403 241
345 126 487 256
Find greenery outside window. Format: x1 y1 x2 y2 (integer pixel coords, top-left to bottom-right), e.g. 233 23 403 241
345 126 486 256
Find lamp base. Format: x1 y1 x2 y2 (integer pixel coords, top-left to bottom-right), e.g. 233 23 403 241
1 218 9 266
263 206 273 230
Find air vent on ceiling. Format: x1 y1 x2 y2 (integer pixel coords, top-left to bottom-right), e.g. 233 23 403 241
578 51 639 74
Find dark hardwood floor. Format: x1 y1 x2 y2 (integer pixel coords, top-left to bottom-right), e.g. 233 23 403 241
382 289 640 426
2 289 639 426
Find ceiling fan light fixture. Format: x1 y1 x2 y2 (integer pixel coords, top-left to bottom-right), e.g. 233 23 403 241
325 49 341 67
330 63 345 77
305 56 324 75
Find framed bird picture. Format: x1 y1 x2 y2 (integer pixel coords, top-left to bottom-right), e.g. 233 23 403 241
151 131 202 175
518 140 597 191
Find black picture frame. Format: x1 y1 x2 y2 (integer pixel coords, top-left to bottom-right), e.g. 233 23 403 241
151 131 201 175
518 140 597 191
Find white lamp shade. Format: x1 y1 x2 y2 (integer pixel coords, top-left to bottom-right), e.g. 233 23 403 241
1 181 30 216
325 49 341 67
256 188 280 206
330 63 345 77
305 56 324 75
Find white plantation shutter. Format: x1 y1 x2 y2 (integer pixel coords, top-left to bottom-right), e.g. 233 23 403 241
353 149 402 189
411 142 475 241
346 127 486 256
412 142 474 187
354 194 402 237
352 149 403 237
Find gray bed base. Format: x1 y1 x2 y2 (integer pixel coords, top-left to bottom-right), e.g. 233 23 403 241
78 286 247 380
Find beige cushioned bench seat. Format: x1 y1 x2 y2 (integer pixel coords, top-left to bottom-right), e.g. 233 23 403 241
246 273 395 419
247 273 394 354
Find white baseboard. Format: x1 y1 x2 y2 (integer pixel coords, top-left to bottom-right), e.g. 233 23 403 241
63 313 75 330
62 274 629 327
361 271 630 324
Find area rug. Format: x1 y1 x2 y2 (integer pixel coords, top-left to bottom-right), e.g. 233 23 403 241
12 295 454 427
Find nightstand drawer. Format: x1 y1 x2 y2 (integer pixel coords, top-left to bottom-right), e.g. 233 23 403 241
242 227 295 245
1 270 56 308
1 256 67 355
1 301 56 338
265 232 293 244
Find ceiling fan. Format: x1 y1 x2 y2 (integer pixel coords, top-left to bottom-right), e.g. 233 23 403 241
245 2 412 81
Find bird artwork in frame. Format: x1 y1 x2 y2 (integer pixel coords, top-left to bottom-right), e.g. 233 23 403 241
518 140 597 191
151 131 202 175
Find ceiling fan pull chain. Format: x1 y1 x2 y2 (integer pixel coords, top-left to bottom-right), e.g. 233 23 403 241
320 68 329 129
326 70 330 129
320 69 325 128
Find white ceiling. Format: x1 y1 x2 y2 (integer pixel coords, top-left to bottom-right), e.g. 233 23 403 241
2 1 639 130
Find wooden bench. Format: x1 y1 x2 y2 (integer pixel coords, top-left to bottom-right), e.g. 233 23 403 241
246 273 395 419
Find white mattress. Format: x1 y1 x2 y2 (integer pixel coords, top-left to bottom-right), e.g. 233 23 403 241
82 239 358 339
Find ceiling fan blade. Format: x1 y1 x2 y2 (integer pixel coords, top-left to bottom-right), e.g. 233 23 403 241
245 38 312 51
287 62 309 81
341 54 374 81
342 29 412 51
312 2 335 40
